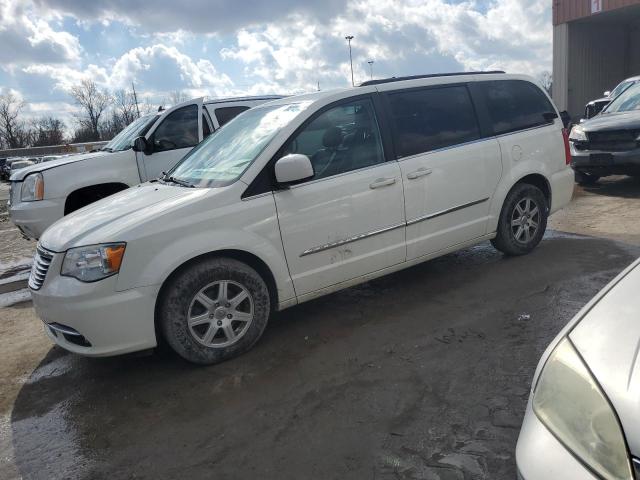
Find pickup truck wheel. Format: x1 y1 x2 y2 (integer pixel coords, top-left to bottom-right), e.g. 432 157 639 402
574 170 600 186
159 258 270 365
491 184 548 257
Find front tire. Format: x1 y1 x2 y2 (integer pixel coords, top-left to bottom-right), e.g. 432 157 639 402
491 184 548 256
158 258 270 365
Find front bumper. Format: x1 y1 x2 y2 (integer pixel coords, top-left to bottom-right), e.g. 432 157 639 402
570 144 640 176
516 399 599 480
31 251 159 357
9 191 65 239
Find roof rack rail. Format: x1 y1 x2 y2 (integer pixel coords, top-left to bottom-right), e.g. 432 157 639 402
359 71 506 87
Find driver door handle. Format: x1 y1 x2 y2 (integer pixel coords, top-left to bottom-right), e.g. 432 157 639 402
369 178 397 189
407 168 433 180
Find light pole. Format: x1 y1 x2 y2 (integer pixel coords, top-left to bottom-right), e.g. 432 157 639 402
367 60 374 80
345 35 354 86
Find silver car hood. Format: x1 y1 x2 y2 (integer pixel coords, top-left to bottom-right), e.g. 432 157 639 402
9 151 112 181
569 261 640 456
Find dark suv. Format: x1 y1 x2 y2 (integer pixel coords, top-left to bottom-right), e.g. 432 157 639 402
570 82 640 184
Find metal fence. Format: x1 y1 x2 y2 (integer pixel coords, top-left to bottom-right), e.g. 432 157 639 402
0 141 108 159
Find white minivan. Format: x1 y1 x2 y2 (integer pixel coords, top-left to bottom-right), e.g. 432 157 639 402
28 72 574 364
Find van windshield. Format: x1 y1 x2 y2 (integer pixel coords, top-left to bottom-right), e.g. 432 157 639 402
169 102 311 188
603 83 640 114
103 114 157 152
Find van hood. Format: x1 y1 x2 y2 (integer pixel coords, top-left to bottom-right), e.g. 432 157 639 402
10 150 113 181
581 111 640 132
39 182 210 252
569 261 640 456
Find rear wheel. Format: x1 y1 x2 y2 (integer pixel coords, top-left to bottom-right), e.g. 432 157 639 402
574 170 600 186
491 184 548 256
158 258 270 365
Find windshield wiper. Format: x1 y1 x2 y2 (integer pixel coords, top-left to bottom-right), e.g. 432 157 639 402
100 147 114 152
160 171 194 188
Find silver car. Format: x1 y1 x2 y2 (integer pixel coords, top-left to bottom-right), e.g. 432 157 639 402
517 258 640 479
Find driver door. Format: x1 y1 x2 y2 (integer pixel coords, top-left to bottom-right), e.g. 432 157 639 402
138 98 204 181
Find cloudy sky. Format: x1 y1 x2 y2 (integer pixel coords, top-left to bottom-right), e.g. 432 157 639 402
0 0 552 126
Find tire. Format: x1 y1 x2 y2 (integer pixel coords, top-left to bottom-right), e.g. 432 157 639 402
158 257 270 365
491 183 548 257
574 170 600 186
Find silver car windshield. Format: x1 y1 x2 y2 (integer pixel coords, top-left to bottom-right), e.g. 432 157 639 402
609 81 634 99
169 102 311 188
603 83 640 114
103 114 157 152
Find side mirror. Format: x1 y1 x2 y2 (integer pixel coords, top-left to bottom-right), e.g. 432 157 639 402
604 91 611 97
274 154 314 185
132 136 150 153
559 110 572 129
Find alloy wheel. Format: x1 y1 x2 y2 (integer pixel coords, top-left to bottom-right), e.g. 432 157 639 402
187 280 254 348
511 197 540 244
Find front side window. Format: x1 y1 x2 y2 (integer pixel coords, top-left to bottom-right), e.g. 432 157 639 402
480 80 554 135
103 114 157 152
215 106 250 127
281 99 385 181
152 104 199 152
170 102 311 188
603 83 640 114
387 86 481 158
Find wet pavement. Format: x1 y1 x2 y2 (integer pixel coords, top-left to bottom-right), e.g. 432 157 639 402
2 230 639 479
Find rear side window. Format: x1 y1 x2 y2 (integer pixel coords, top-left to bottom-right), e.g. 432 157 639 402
215 106 250 127
387 85 481 158
479 80 554 135
152 104 199 152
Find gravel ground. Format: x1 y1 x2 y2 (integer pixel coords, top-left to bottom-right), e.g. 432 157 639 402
0 175 639 480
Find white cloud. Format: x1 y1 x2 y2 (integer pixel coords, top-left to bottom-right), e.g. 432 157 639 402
0 0 81 69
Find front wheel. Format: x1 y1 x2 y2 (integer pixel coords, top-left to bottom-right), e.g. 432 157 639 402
491 184 548 256
574 170 600 186
158 258 270 365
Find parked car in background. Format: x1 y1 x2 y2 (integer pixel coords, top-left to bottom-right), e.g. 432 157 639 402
517 258 640 480
28 72 574 364
8 95 282 239
10 159 36 175
583 75 640 120
570 81 640 184
2 157 24 180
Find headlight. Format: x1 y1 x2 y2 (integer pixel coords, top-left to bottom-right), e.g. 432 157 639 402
21 173 44 201
533 338 632 479
61 243 126 282
569 125 587 142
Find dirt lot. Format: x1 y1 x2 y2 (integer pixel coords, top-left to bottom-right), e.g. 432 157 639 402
1 177 639 480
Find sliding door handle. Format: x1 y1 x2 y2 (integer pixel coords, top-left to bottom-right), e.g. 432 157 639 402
407 168 433 180
369 178 397 189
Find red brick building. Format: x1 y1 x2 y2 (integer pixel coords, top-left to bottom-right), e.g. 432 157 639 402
553 0 640 117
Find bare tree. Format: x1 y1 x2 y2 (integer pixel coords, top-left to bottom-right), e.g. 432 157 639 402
30 117 66 146
168 90 189 106
69 80 112 140
539 71 552 96
114 89 139 126
0 92 29 148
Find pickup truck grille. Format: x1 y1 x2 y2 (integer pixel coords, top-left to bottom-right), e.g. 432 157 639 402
586 130 640 152
29 246 54 290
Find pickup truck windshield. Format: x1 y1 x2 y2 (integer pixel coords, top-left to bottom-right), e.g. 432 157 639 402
169 102 311 188
603 83 640 114
103 114 157 152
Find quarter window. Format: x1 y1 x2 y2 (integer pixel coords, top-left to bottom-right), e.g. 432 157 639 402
387 86 481 158
479 80 555 135
281 99 385 181
152 104 199 152
215 106 250 127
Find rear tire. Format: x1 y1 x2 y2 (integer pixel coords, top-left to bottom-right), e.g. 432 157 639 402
158 257 270 365
574 170 600 186
491 184 548 257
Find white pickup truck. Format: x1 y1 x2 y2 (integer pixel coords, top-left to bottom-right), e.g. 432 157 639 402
9 95 281 239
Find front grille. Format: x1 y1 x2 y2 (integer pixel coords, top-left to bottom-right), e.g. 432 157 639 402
587 130 640 152
29 246 54 290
